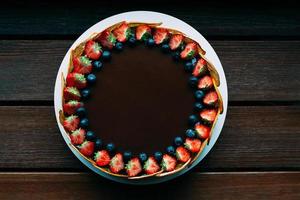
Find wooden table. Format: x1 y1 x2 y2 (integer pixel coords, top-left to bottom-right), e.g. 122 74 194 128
1 1 300 199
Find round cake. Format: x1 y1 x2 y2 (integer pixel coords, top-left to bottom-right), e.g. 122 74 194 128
59 21 223 179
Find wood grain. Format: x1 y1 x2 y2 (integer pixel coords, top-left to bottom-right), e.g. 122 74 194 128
1 40 300 101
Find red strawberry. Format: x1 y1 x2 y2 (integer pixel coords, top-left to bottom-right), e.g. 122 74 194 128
135 25 151 41
192 58 208 77
198 75 213 90
169 34 184 50
78 141 95 157
180 42 197 59
185 138 201 153
153 28 169 44
200 109 217 123
63 87 81 101
161 154 177 172
144 156 160 175
126 157 142 177
94 150 111 167
63 115 79 132
73 56 92 74
195 123 210 139
96 30 116 49
66 73 87 89
110 153 124 173
70 128 86 145
176 146 191 162
63 100 83 115
84 40 102 60
203 91 218 106
113 22 131 42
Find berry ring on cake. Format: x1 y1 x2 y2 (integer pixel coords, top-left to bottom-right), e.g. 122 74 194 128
54 11 228 184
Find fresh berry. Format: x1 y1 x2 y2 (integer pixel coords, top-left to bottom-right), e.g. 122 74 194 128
186 129 196 138
123 151 132 162
180 42 197 59
81 89 90 99
128 37 136 46
194 90 205 100
92 60 103 71
198 75 213 90
63 87 81 101
97 30 116 49
161 154 177 172
73 56 93 74
86 131 96 141
63 100 83 115
203 91 218 106
79 118 89 128
161 44 170 52
146 38 155 46
172 51 180 61
185 138 201 153
70 128 86 145
126 157 142 177
84 40 102 60
176 146 191 162
75 107 87 117
174 136 183 146
63 115 80 132
194 102 204 111
200 109 217 124
153 28 169 44
195 123 210 139
87 73 96 84
135 25 151 41
144 156 160 175
169 34 184 50
188 76 198 88
102 50 111 61
110 153 124 173
78 141 95 157
113 22 131 42
94 150 111 166
115 42 123 51
166 146 175 155
139 153 148 163
184 62 194 72
106 143 115 152
192 58 207 77
154 151 163 162
188 114 199 126
94 138 103 150
66 73 87 89
191 57 198 66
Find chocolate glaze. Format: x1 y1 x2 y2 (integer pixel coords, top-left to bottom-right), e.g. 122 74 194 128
84 43 194 155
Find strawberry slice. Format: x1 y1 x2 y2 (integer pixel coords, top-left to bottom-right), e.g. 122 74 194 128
135 25 151 41
192 58 207 77
94 150 111 167
70 128 86 145
126 157 142 177
185 138 201 153
195 123 210 139
153 28 169 44
63 87 81 101
198 75 213 90
97 30 116 49
176 146 191 162
144 156 160 175
110 153 124 173
113 22 131 42
203 91 218 106
66 73 87 89
63 100 83 115
180 42 197 59
84 40 102 60
63 115 80 132
169 34 184 50
73 56 93 74
200 109 217 124
161 154 177 172
78 141 95 157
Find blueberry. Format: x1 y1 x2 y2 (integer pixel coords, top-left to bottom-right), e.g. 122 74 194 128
161 44 170 53
191 57 198 66
102 50 111 61
188 76 198 88
128 37 136 46
154 151 163 162
174 136 183 146
139 152 148 162
106 143 115 152
87 73 96 84
194 102 204 111
186 129 196 138
123 151 132 162
79 118 89 128
86 131 96 141
95 138 103 150
166 146 175 155
172 51 180 61
115 42 123 51
92 60 103 71
75 107 86 118
81 89 90 99
146 38 155 47
194 90 205 100
188 114 199 126
184 62 194 72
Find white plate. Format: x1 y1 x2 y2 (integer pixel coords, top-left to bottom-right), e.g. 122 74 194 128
54 11 228 184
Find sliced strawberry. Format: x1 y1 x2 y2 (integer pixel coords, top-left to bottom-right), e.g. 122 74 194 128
113 22 131 42
110 153 124 173
203 91 218 106
96 30 116 49
63 100 83 115
126 157 142 177
195 123 210 139
192 58 208 77
180 42 197 59
78 141 95 157
94 150 111 167
161 154 177 172
135 25 151 41
169 34 184 50
144 156 160 175
185 138 201 153
70 128 86 145
84 40 102 60
176 146 191 162
200 109 217 124
63 87 81 101
73 56 93 74
63 115 79 132
66 73 87 89
153 28 169 44
198 75 213 90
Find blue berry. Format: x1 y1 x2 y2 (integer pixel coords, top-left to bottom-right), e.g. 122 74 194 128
186 129 196 138
106 143 115 152
81 89 90 99
139 152 148 162
128 37 136 46
92 60 103 71
161 44 170 52
166 146 175 155
115 42 123 51
195 90 205 100
79 118 89 128
95 138 103 150
146 38 155 47
87 73 96 84
191 57 197 66
188 76 198 88
188 114 199 126
86 131 96 141
184 62 194 72
194 102 204 111
75 107 86 118
172 51 180 61
123 151 132 162
174 136 183 146
102 51 111 61
154 151 163 162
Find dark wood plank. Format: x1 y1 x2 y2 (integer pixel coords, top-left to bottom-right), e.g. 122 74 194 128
0 172 299 199
1 106 299 170
1 40 300 101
